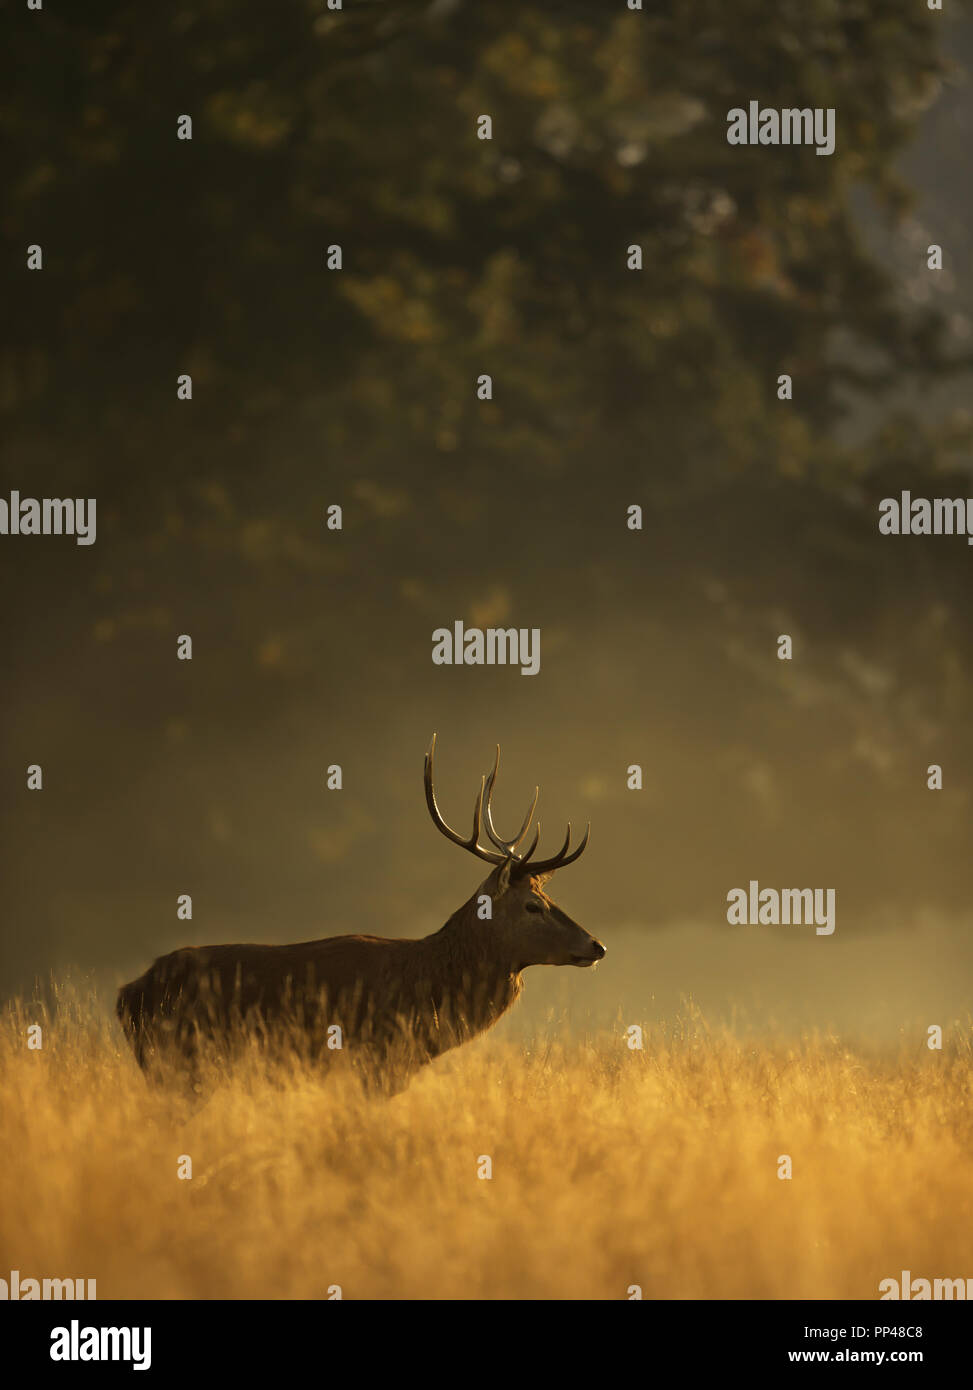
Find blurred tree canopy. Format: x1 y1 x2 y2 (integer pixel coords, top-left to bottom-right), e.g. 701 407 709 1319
4 1 962 487
2 0 973 990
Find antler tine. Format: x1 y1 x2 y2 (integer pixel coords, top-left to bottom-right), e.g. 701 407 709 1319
482 743 540 859
522 821 591 876
425 734 507 866
514 821 541 864
470 775 485 848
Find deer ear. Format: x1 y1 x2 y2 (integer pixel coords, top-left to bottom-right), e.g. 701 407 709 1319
495 859 514 897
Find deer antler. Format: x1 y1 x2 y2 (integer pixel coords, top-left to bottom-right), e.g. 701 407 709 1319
424 734 508 866
518 820 590 876
425 734 589 877
482 745 539 860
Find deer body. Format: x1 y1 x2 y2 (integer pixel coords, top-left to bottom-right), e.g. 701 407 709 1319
117 737 604 1093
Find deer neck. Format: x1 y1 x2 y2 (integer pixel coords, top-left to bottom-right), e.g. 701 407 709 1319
426 901 523 1040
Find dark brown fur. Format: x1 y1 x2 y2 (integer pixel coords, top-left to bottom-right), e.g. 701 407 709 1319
118 842 604 1094
117 884 525 1094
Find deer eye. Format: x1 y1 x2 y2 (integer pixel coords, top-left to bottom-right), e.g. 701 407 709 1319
525 900 542 913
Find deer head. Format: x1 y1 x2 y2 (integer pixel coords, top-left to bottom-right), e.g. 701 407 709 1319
424 734 606 970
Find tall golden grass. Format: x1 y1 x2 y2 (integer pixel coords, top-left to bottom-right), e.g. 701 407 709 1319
1 981 970 1300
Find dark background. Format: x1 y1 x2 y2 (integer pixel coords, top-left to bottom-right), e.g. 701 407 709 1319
2 1 972 1026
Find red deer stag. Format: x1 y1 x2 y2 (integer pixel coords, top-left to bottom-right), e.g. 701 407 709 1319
116 734 604 1093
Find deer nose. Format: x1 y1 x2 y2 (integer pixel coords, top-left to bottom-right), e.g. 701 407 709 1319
590 941 606 960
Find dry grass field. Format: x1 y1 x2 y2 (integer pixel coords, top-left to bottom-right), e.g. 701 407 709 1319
1 981 970 1301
